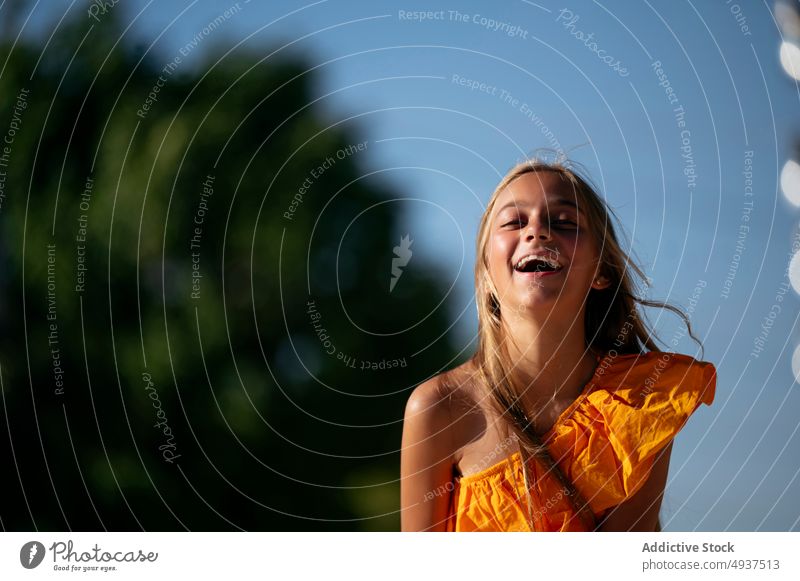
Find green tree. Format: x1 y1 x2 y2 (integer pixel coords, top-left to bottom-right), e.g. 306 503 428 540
0 6 459 530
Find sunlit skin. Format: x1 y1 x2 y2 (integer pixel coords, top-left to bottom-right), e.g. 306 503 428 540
486 170 611 411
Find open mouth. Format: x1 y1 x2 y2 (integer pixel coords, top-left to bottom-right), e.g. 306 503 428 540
513 255 564 275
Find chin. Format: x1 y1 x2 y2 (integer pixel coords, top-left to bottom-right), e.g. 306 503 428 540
505 294 560 315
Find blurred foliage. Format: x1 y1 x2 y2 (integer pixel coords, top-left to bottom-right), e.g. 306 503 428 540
0 6 458 530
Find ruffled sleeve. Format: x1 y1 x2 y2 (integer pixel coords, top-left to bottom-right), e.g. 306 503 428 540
550 352 717 512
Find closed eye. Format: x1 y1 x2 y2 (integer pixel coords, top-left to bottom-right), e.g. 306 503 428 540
501 218 576 228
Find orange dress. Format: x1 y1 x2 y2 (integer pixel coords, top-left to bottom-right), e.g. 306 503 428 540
445 351 717 532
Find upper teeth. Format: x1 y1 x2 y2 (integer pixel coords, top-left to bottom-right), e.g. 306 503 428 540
515 254 561 270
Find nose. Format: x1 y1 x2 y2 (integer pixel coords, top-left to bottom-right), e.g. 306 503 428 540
525 219 551 241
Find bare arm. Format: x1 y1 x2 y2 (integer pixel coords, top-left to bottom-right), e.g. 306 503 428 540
400 379 457 532
597 441 674 532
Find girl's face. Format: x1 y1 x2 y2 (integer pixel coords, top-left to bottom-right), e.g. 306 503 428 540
486 171 608 316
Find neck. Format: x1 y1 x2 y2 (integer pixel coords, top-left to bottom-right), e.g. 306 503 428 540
500 308 598 402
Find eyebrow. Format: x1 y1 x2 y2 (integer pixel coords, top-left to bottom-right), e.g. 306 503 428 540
495 198 582 214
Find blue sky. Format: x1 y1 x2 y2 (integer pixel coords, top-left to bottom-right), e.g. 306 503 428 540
24 0 800 531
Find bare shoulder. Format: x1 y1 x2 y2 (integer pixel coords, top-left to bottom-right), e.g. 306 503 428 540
402 359 484 467
401 360 479 530
405 359 479 420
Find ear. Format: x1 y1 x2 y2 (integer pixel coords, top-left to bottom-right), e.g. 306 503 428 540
592 275 611 291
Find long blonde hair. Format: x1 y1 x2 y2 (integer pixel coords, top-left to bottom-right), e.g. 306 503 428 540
472 157 702 530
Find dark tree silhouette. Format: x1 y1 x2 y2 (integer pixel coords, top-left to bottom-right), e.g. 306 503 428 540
0 5 459 531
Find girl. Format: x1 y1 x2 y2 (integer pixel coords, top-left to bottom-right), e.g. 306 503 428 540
400 158 716 532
